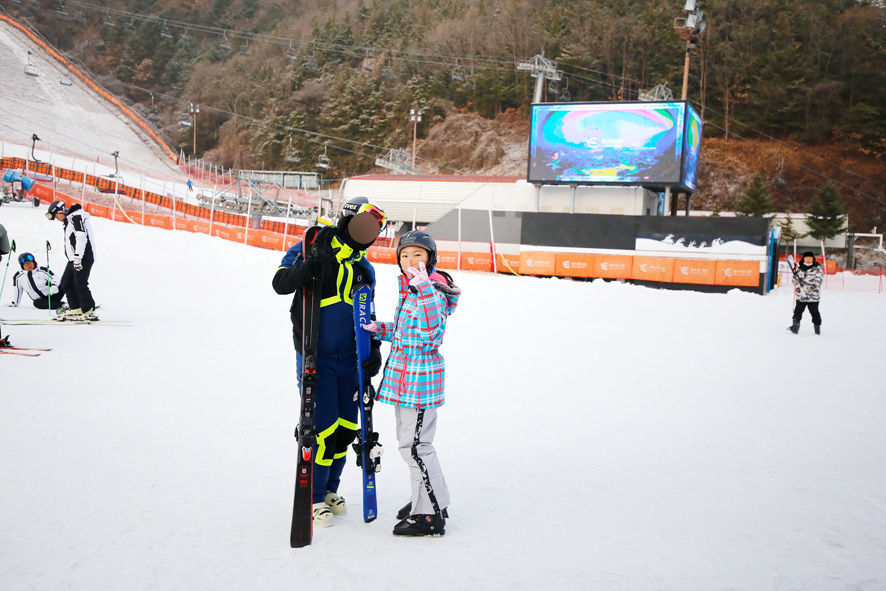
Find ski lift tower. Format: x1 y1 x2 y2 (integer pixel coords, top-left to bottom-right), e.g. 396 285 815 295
674 0 707 100
517 54 561 103
375 149 420 175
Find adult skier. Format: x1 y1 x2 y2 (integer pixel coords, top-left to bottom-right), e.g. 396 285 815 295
273 196 387 528
363 230 461 536
11 252 64 309
46 201 98 321
788 251 824 335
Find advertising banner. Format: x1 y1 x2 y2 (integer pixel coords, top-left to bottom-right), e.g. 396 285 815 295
632 256 675 282
555 253 596 278
519 251 556 275
715 260 760 287
594 255 633 279
672 258 717 285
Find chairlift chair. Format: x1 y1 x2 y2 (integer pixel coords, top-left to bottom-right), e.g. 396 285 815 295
239 41 250 57
560 78 572 102
103 11 115 27
316 143 330 169
10 0 22 5
381 66 395 80
124 19 137 34
73 10 85 23
286 41 297 62
178 33 191 47
160 22 174 40
220 32 233 51
55 2 68 17
464 74 476 90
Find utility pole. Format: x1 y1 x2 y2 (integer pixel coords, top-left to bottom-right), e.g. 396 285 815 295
410 108 422 169
673 0 707 100
189 102 200 155
517 54 561 103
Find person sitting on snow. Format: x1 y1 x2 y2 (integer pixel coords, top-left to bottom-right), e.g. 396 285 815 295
11 252 65 310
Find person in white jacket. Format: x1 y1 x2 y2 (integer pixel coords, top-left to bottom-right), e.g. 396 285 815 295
46 201 98 321
11 252 65 309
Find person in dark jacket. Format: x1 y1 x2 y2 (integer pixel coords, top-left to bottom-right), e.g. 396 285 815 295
788 251 824 335
272 197 387 528
46 201 98 321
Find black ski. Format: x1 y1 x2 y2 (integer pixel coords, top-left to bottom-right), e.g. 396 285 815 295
291 226 324 549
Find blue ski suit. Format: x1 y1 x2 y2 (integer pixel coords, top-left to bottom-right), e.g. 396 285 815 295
273 229 380 503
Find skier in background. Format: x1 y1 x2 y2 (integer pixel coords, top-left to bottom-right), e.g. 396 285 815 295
788 251 824 335
46 201 99 321
273 196 386 528
363 230 461 537
10 252 64 309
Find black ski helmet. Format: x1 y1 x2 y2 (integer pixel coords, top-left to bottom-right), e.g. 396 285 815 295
336 196 386 251
397 230 437 272
18 252 36 269
46 200 67 219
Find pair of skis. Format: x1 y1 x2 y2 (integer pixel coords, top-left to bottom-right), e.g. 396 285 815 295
0 346 52 357
289 228 381 548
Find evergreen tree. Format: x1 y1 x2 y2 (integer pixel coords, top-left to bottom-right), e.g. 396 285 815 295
777 212 805 244
806 183 847 240
736 174 774 217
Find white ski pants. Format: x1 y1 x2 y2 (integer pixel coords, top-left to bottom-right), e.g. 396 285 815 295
395 406 450 516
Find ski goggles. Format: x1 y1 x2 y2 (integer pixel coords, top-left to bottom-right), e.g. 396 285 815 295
354 203 387 228
19 253 36 266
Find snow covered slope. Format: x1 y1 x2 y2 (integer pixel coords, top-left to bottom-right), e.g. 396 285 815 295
0 19 182 179
1 203 884 590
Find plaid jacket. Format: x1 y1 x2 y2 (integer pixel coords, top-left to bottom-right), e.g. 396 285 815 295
374 271 461 409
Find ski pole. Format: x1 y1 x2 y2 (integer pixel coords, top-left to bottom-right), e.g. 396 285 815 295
46 240 52 315
0 240 15 304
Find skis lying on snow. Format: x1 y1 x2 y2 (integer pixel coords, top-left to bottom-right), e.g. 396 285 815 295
0 346 52 351
291 226 324 549
352 284 381 523
0 349 41 356
0 318 131 325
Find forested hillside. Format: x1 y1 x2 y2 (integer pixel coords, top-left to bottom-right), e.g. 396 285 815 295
5 0 885 227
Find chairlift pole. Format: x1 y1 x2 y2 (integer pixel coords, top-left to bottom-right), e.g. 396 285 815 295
410 108 422 169
189 103 200 155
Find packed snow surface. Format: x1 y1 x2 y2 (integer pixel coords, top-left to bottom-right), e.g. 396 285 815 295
1 205 884 590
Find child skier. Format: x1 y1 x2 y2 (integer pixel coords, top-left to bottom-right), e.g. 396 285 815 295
11 252 65 309
788 251 824 335
273 197 386 528
363 230 461 537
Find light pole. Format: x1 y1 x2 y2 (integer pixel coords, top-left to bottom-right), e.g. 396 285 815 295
410 108 422 169
188 102 200 155
674 0 706 100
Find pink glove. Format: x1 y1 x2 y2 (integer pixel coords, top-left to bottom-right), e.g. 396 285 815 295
362 321 378 332
408 261 429 287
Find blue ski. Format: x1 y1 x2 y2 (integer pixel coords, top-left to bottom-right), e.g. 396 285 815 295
353 284 380 523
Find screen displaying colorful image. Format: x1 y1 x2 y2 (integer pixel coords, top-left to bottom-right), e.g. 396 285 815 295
682 104 702 191
527 101 692 189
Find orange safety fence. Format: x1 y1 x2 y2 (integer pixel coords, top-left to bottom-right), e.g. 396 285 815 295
0 15 178 164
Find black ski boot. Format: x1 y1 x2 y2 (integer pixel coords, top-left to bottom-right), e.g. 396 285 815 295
814 324 821 335
393 513 446 537
0 334 11 348
397 502 448 520
788 321 800 334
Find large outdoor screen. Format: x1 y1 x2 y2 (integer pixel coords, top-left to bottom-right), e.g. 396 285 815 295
527 101 701 192
682 104 702 192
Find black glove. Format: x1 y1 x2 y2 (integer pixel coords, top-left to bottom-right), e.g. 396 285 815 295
306 226 339 273
362 340 382 378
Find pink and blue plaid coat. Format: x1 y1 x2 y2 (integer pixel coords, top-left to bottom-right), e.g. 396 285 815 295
374 271 461 409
